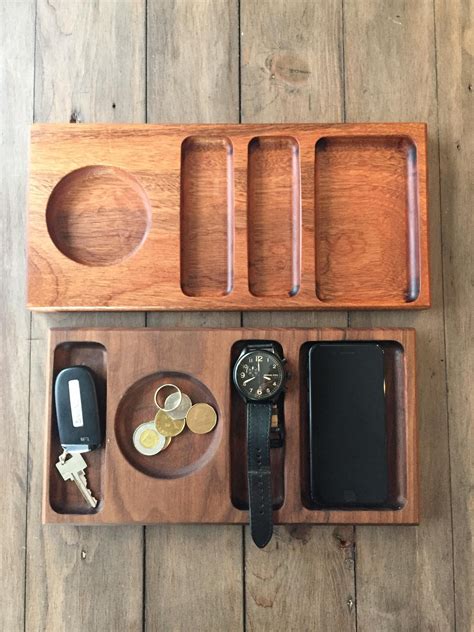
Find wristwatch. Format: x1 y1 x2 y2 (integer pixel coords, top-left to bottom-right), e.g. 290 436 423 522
233 342 287 548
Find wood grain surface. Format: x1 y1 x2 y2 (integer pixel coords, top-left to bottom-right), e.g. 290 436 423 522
344 1 457 630
315 136 421 304
180 136 234 296
145 3 243 632
25 3 146 632
240 2 356 630
1 1 471 631
28 121 430 311
247 136 301 297
0 4 35 631
436 1 474 630
42 327 418 526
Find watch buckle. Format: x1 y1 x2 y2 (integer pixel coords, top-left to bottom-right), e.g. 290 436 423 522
270 404 284 448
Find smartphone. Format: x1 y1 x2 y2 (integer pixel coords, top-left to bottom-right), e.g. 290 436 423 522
308 342 388 508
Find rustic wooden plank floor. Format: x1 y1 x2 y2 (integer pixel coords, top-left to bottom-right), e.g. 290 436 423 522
1 1 472 630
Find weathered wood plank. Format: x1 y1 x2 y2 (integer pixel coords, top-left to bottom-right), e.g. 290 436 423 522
147 0 239 124
436 0 474 629
0 2 35 630
145 2 243 630
344 1 455 629
241 0 344 123
28 336 143 631
35 0 146 123
26 2 147 630
8 1 463 630
245 525 356 630
241 1 356 629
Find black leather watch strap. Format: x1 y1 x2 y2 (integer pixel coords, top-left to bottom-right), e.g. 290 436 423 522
247 402 273 548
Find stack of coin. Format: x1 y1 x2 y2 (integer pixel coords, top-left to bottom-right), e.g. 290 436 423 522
132 383 217 457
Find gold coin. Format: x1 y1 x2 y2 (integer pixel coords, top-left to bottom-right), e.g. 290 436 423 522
162 435 172 450
155 409 185 437
186 403 217 434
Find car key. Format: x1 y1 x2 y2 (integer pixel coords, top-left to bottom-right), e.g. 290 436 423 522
56 452 98 508
54 365 102 453
54 366 102 507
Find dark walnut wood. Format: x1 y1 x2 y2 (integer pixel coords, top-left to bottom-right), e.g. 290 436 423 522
28 123 430 311
44 327 418 526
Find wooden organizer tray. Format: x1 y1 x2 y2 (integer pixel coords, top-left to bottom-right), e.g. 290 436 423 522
29 123 430 311
43 328 418 525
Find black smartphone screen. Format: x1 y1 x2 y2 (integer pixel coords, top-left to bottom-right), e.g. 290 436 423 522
308 342 388 508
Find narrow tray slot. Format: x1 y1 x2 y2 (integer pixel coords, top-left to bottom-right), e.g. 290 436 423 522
315 136 420 304
229 340 285 510
49 342 107 514
180 136 233 297
247 136 301 297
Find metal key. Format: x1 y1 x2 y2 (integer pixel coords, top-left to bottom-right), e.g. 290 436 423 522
56 451 98 508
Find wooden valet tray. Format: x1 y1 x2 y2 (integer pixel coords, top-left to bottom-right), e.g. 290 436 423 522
29 123 430 311
43 328 418 525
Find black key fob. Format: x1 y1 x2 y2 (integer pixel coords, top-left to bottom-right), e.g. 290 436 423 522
54 366 102 452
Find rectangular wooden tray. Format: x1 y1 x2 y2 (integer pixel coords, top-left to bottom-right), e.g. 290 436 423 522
28 123 430 311
43 327 419 525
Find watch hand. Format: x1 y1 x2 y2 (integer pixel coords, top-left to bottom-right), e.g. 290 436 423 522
243 376 256 385
263 375 272 381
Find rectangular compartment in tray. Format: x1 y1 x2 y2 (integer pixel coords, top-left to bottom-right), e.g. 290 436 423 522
43 328 418 526
48 341 107 514
315 136 420 304
28 123 429 311
299 341 407 510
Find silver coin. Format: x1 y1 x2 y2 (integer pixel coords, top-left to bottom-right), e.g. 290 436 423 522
164 392 192 420
133 421 166 456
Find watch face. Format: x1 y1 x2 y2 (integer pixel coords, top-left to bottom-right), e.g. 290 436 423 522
234 350 285 401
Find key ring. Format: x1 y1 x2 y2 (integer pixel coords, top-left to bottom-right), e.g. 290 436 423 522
154 383 182 413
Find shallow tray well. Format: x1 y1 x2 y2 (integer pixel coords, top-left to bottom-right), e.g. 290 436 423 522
48 342 107 515
315 136 420 305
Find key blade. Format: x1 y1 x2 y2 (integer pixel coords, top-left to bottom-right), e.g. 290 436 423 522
55 452 98 508
71 472 98 508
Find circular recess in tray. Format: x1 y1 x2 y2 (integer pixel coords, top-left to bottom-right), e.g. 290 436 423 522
46 165 151 266
115 371 222 480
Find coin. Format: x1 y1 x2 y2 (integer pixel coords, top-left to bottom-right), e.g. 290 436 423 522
186 403 217 434
133 421 166 456
155 409 186 437
164 392 192 420
162 435 172 450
